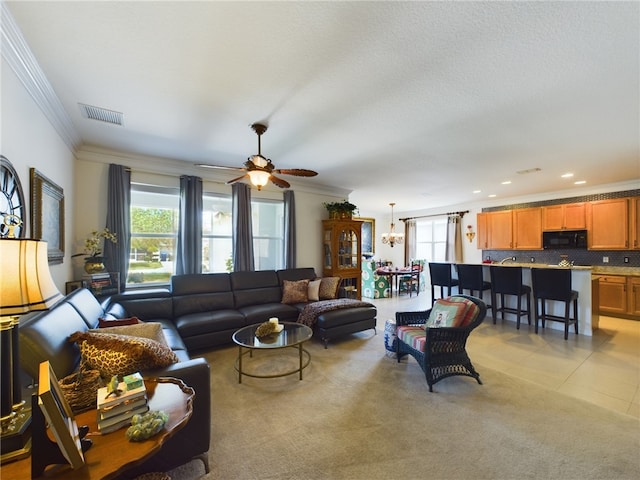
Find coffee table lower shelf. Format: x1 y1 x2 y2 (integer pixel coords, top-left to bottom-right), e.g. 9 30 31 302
234 345 311 382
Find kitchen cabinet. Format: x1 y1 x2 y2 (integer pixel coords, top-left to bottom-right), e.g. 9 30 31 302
630 277 640 316
630 197 640 250
476 213 489 249
322 219 362 299
513 207 542 249
587 198 629 249
596 275 627 315
481 210 513 249
542 203 586 231
595 274 640 319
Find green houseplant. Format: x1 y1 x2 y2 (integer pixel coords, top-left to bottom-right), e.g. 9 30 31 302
323 200 359 219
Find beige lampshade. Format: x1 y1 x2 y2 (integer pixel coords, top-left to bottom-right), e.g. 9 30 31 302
0 239 63 316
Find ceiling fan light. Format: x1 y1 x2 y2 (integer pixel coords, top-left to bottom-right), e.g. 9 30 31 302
248 170 270 189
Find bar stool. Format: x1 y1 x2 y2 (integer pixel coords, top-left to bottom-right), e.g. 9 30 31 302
531 268 578 340
456 264 491 306
428 262 459 306
489 266 531 329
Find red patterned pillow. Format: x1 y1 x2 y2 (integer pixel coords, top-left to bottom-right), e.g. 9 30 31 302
281 279 310 304
98 316 140 328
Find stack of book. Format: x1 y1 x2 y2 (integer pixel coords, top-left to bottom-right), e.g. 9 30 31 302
96 380 148 434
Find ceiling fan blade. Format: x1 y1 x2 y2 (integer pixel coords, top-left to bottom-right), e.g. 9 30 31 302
270 175 290 189
195 163 246 172
273 168 318 177
226 174 249 185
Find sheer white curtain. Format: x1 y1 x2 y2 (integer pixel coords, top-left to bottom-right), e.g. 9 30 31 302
445 214 463 262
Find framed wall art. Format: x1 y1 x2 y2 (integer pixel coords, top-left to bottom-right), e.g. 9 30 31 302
36 361 86 470
30 168 64 264
355 217 375 257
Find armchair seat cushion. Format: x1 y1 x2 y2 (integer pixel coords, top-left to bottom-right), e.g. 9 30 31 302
396 326 426 352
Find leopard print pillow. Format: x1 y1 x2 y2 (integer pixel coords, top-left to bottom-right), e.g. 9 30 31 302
69 330 179 378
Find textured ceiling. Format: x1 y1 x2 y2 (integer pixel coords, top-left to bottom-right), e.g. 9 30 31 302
5 1 639 214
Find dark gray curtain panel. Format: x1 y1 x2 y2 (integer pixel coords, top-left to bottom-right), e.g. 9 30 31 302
104 164 131 292
284 190 296 269
232 183 254 271
176 175 203 275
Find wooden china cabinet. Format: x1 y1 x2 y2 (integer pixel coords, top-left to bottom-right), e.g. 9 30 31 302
322 219 362 300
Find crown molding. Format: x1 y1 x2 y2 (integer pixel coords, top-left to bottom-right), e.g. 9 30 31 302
1 3 80 150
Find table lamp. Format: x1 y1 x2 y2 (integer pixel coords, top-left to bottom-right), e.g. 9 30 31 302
0 237 63 463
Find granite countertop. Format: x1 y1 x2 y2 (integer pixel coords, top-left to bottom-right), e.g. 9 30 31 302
590 266 640 277
469 262 640 276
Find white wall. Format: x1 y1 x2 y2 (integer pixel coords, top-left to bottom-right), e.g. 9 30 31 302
1 58 76 292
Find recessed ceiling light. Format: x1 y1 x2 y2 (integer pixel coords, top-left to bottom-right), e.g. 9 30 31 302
561 173 574 178
472 190 481 194
574 180 586 185
501 180 512 185
488 194 497 198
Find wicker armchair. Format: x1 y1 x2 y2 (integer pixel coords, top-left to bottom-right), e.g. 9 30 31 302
395 295 486 392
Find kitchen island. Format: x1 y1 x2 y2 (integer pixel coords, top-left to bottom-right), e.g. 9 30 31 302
467 263 596 336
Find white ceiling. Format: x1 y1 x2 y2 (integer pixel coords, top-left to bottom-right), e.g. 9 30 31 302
5 1 640 214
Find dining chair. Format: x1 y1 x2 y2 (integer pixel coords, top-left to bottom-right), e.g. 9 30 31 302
428 262 459 306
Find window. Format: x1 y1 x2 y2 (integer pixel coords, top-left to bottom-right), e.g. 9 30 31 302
252 199 284 271
128 186 286 283
202 194 284 273
415 218 447 262
128 185 179 286
202 195 232 273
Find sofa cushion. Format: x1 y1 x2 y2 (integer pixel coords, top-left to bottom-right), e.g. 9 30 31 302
319 277 341 300
308 279 321 301
281 279 310 304
91 322 168 345
424 296 479 328
69 330 179 378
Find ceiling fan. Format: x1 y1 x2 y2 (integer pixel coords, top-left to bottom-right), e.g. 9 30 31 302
196 123 318 190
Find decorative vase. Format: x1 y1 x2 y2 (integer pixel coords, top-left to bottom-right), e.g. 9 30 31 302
84 256 106 274
339 211 352 219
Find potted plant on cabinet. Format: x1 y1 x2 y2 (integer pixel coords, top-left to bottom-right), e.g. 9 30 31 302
323 200 359 219
72 228 117 274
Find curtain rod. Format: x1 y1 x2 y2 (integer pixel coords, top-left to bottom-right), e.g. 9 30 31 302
399 210 469 222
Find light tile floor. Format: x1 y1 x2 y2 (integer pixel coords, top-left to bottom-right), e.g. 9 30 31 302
369 291 640 418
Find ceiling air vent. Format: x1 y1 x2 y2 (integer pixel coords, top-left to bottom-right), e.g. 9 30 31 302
78 103 123 126
516 168 542 175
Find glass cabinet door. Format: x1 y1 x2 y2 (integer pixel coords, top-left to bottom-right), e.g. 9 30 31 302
323 228 332 269
338 228 360 269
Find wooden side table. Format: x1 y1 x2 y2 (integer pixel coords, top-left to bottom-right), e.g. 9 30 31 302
2 377 194 480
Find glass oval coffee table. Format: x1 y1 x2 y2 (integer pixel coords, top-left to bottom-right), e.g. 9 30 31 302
232 322 313 384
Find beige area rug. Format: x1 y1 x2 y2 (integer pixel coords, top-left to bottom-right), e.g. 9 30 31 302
167 329 639 480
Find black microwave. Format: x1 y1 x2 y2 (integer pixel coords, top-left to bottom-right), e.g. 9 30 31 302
543 230 587 249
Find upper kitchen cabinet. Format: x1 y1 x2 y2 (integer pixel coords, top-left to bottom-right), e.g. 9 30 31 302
542 203 586 231
477 211 509 250
587 198 629 249
630 197 640 250
513 207 542 249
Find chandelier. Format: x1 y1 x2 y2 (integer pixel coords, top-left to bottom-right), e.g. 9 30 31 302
381 202 404 248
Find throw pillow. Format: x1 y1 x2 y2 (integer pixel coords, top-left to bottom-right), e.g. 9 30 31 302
318 277 341 300
91 322 167 346
98 316 140 328
424 297 479 329
69 330 178 378
281 279 310 304
308 279 322 302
